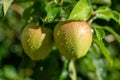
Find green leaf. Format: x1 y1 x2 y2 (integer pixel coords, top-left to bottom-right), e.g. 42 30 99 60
45 2 61 22
103 26 120 43
59 59 69 80
68 0 92 21
3 65 17 79
3 0 14 15
93 59 106 80
95 6 120 24
91 0 111 6
92 24 120 43
93 38 113 66
94 28 105 40
23 6 34 19
112 11 120 24
95 6 112 21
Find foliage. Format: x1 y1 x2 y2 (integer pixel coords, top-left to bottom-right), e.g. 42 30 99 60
0 0 120 80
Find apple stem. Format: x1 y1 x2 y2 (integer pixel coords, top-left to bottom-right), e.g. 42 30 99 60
68 59 77 80
88 16 97 25
88 10 97 25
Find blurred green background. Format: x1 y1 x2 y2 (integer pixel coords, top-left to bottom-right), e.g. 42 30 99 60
0 0 120 80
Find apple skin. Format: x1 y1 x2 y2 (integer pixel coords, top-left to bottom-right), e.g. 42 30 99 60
21 23 53 60
54 21 92 59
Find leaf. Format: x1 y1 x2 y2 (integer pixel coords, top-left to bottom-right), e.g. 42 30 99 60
94 28 105 40
93 38 113 66
33 1 47 19
95 6 113 21
3 65 17 79
95 6 120 24
93 59 106 80
88 48 107 80
45 2 61 22
92 24 120 43
3 0 14 15
92 24 105 40
92 0 111 6
112 11 120 24
23 6 34 19
103 26 120 43
68 0 92 21
59 59 69 80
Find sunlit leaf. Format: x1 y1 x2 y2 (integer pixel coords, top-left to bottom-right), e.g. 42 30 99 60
92 0 111 6
92 24 120 43
3 0 14 15
45 2 61 22
103 26 120 43
95 6 112 21
93 38 113 66
68 0 92 21
94 28 105 40
3 65 17 79
95 6 120 24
